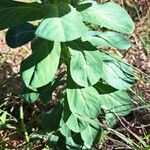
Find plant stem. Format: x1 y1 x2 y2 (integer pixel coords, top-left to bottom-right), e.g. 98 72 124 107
20 100 30 143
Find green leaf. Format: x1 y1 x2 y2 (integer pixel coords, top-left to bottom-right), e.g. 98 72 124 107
80 1 135 34
30 131 47 139
47 133 59 148
42 103 63 131
66 114 88 133
20 39 61 88
6 23 36 48
21 71 66 103
21 83 39 103
82 31 131 50
36 3 87 42
81 119 101 146
99 91 133 127
101 53 135 90
105 113 117 128
69 48 102 87
60 99 88 134
0 111 7 125
66 133 84 150
67 87 101 118
0 0 46 30
39 72 66 104
59 122 72 137
94 81 117 94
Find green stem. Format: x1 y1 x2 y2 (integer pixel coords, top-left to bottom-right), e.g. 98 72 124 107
20 100 30 143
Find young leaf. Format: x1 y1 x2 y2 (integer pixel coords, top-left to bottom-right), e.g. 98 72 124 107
36 3 87 42
6 23 36 48
69 48 102 87
82 31 131 50
101 53 135 90
20 39 61 88
67 87 101 118
0 0 46 30
80 1 135 34
99 91 133 127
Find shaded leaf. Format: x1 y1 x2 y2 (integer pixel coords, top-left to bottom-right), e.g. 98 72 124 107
21 39 61 88
47 133 59 148
42 103 63 132
66 133 84 150
0 0 46 30
94 81 117 94
6 23 36 48
21 83 39 103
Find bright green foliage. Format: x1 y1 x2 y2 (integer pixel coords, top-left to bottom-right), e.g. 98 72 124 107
67 87 101 118
100 90 133 127
80 1 135 34
36 3 88 42
21 39 61 88
69 49 102 86
82 31 131 49
1 0 135 149
101 53 135 90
